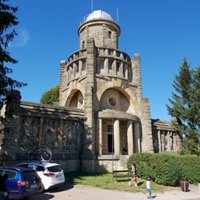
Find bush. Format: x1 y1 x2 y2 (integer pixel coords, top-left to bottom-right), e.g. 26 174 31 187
127 153 200 186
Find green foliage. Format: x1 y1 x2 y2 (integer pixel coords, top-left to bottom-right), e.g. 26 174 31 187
40 85 59 104
0 0 27 104
127 153 200 186
167 58 200 156
180 155 200 183
64 171 169 193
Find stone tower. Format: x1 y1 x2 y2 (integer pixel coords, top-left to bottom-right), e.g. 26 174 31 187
59 10 153 172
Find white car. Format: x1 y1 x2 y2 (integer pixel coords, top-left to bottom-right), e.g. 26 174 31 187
16 161 65 191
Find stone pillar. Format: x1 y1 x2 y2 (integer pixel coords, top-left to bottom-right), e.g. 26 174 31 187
73 63 76 78
38 117 44 148
134 122 140 152
83 37 97 159
105 58 108 74
114 119 120 156
127 120 133 155
125 64 128 79
158 130 161 152
99 118 103 155
132 54 142 98
79 60 83 76
113 60 116 75
167 131 170 151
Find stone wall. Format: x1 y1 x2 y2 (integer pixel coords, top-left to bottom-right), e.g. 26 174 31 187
0 91 85 172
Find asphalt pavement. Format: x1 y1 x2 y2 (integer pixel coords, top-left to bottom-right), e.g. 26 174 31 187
29 183 200 200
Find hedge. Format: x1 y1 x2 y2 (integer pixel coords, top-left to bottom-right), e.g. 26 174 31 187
127 153 200 186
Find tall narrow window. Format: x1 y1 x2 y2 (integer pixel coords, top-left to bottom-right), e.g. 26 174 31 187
100 60 104 69
108 49 112 56
108 31 112 39
107 125 113 133
123 65 125 77
116 51 120 57
76 62 79 72
107 125 113 153
108 60 112 70
82 41 85 49
116 61 120 72
83 61 86 71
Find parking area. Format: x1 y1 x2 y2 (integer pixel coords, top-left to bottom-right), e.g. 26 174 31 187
29 184 200 200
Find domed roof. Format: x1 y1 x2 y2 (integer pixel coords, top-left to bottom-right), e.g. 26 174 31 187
85 10 113 22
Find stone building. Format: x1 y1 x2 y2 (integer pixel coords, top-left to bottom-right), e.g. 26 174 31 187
0 10 181 172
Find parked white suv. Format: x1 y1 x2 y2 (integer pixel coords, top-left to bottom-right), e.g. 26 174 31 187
16 161 65 191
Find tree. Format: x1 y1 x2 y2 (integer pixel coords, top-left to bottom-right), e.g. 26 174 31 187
167 58 200 155
0 0 27 105
40 85 59 104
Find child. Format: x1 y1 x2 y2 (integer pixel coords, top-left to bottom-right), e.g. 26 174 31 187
146 177 152 199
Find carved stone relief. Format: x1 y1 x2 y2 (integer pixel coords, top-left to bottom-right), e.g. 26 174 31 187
62 121 77 152
18 117 39 152
43 118 58 149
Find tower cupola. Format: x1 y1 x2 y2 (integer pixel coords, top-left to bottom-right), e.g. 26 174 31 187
78 10 120 49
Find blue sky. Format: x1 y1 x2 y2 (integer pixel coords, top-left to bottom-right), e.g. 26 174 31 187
8 0 200 121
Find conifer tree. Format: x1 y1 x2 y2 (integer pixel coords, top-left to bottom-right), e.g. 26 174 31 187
0 0 27 105
167 58 200 155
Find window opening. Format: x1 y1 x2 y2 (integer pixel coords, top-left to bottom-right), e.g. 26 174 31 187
108 31 112 39
123 65 125 77
82 41 85 49
116 61 120 72
107 124 114 153
100 60 104 70
108 60 112 70
108 49 112 56
107 96 116 107
83 61 87 71
76 62 79 72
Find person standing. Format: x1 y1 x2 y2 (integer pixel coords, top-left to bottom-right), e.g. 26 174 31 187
146 177 152 199
128 160 138 186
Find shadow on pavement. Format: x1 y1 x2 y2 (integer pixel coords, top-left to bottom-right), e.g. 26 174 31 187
47 183 74 193
29 184 74 199
29 193 54 200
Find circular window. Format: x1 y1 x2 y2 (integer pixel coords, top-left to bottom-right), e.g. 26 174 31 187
107 96 116 107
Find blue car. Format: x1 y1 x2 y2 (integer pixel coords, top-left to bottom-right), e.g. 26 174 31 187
0 166 42 199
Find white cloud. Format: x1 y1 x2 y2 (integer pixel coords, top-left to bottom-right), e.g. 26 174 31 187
10 29 30 47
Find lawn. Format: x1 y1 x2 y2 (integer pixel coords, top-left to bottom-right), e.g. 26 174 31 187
65 172 179 194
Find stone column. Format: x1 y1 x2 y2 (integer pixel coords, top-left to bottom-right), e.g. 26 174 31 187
114 119 120 156
134 122 140 152
158 130 161 152
113 60 116 75
105 58 108 74
79 60 83 76
73 63 76 78
127 120 133 156
167 131 170 151
99 118 103 155
125 64 128 79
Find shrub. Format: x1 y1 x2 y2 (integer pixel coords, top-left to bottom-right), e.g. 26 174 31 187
127 153 200 186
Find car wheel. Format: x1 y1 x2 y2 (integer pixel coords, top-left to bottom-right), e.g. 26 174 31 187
41 183 45 192
0 191 9 200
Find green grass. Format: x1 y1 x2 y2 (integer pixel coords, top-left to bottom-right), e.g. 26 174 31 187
65 172 179 194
